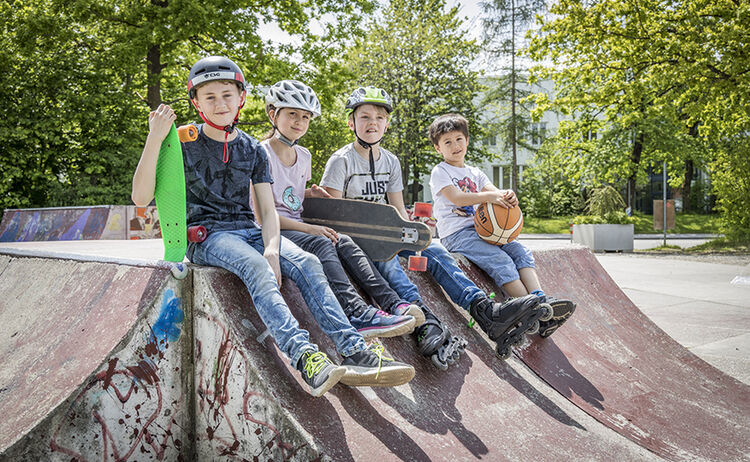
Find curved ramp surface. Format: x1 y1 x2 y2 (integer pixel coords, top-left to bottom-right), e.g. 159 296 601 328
457 247 750 461
0 255 192 461
194 266 657 461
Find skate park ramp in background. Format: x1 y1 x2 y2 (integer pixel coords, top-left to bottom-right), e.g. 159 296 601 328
0 241 748 461
457 247 750 461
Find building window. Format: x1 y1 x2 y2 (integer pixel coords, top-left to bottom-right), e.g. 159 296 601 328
486 135 497 146
493 166 500 188
531 123 547 145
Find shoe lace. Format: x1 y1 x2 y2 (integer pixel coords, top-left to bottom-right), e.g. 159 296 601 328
303 351 328 379
367 343 393 378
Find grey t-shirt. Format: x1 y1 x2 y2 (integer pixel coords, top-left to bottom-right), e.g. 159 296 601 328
320 143 403 203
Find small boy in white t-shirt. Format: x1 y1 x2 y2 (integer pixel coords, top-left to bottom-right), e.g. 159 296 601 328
429 113 576 338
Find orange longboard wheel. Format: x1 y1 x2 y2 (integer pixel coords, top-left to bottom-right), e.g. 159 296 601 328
187 225 207 243
413 202 433 218
177 124 198 142
408 255 427 272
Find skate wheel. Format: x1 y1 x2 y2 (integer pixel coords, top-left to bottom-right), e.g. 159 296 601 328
408 255 427 271
527 320 540 335
177 124 198 142
413 202 433 218
495 346 512 361
187 225 207 243
170 263 189 280
431 353 449 371
539 303 554 322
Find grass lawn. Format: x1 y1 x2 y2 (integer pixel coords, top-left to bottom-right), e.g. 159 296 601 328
523 212 722 235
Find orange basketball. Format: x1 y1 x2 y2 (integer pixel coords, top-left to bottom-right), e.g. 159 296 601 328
474 202 523 245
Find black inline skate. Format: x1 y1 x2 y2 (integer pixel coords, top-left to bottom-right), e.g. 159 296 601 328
414 303 467 371
537 296 577 338
469 294 551 360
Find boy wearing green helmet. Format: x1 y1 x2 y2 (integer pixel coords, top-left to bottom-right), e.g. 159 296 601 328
320 86 549 368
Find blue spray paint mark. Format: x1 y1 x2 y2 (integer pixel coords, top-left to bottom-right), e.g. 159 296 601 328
149 289 184 350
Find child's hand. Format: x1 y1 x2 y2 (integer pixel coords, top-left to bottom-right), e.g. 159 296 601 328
309 184 332 198
307 224 339 243
148 104 176 142
263 249 283 287
502 190 518 207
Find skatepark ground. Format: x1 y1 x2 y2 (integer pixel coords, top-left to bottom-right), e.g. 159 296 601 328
0 236 748 461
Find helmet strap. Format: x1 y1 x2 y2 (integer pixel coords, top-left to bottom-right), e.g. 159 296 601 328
268 108 298 147
191 95 245 164
352 120 382 181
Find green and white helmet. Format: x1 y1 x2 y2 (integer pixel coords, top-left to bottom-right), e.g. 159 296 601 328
345 86 393 117
265 80 321 118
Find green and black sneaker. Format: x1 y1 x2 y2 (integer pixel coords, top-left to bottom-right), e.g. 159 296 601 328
297 351 346 397
340 343 415 387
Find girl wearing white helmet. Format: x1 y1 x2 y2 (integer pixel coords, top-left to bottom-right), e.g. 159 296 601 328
257 79 418 385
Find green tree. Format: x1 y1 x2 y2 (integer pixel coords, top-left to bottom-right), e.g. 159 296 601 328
344 0 482 203
480 0 547 192
0 0 373 209
526 0 750 237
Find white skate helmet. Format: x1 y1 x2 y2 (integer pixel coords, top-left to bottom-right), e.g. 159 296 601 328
265 80 321 118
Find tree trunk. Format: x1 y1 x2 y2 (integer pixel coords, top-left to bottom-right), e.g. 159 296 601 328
510 0 518 192
628 131 644 211
681 122 699 213
147 44 162 110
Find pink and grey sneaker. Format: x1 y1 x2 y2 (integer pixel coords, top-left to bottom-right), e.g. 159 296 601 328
349 306 416 339
392 302 426 327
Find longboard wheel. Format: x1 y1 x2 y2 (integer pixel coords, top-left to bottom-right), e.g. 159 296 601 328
413 202 433 218
177 124 198 142
170 262 189 280
187 225 207 243
408 255 427 271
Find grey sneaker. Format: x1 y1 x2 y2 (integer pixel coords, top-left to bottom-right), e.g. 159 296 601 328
393 302 426 327
298 351 346 397
340 343 415 387
349 306 416 339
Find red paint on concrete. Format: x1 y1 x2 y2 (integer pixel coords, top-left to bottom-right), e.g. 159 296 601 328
0 256 168 453
458 247 750 461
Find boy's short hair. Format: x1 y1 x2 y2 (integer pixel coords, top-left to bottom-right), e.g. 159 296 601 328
429 114 469 145
348 103 391 121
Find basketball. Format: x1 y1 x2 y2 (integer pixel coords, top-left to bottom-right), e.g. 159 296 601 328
474 202 523 245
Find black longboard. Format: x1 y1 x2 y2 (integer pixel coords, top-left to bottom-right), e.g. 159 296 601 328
301 197 431 261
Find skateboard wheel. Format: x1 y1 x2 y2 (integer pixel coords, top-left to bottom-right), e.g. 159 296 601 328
187 225 207 243
413 202 433 218
170 263 189 280
177 124 198 142
408 255 427 271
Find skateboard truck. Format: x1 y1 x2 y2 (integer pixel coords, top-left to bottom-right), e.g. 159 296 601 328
408 202 433 272
187 225 207 243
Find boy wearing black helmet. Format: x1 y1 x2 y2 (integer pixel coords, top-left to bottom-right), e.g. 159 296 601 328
132 58 414 397
320 86 549 367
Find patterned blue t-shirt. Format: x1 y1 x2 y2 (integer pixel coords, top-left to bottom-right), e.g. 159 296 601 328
181 124 272 233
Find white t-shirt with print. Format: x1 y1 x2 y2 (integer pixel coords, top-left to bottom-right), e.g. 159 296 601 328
320 143 403 204
261 140 311 222
430 161 490 238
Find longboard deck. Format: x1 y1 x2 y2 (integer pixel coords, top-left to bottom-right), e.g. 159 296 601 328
301 197 431 261
154 124 187 262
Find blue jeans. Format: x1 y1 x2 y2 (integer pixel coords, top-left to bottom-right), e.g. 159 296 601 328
188 227 365 366
441 225 535 286
373 241 485 311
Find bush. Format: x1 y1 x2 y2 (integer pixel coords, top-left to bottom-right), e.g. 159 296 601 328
519 171 585 218
572 211 635 225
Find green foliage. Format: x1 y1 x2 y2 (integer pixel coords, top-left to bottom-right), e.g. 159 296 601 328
572 212 635 226
1 0 373 209
518 166 585 218
711 134 750 240
526 0 750 237
585 185 625 216
343 0 482 202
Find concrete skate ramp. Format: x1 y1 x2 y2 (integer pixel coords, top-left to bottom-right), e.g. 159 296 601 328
457 247 750 461
0 255 192 461
196 266 657 461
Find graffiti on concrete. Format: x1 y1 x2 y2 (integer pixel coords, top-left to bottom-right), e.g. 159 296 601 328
48 290 186 461
196 313 308 461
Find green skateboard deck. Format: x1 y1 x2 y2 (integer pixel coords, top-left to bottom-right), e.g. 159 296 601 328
154 124 187 262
